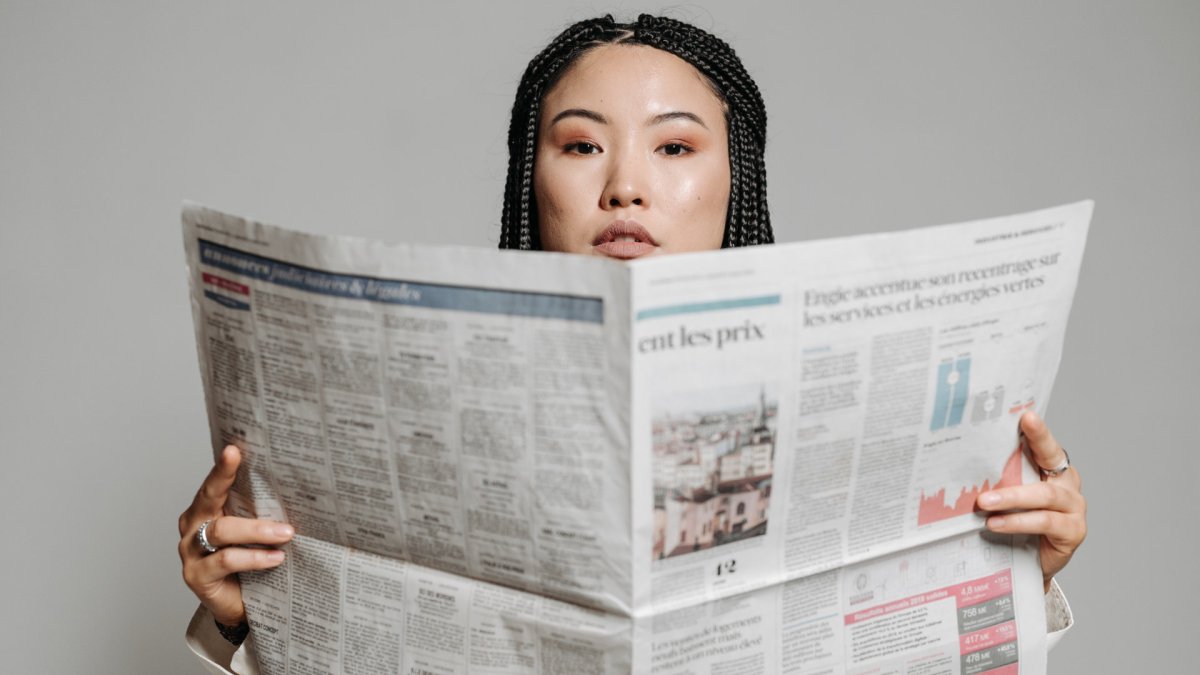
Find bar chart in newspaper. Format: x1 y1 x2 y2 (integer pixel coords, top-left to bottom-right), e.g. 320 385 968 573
930 356 971 432
915 336 1041 528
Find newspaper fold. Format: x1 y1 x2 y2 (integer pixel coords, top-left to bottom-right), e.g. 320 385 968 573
184 200 1091 674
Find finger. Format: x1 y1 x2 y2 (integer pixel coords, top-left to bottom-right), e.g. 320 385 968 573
1020 412 1067 474
188 445 242 521
205 517 294 549
977 482 1083 514
984 509 1086 545
187 546 286 589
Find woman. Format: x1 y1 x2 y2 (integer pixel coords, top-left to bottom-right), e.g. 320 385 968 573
181 14 1085 673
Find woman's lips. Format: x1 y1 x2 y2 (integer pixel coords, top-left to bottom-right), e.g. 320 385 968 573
592 220 659 259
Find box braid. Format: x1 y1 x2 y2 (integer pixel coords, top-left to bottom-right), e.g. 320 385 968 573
499 14 772 250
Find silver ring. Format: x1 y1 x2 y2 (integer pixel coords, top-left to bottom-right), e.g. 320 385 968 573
196 519 219 555
1040 447 1071 478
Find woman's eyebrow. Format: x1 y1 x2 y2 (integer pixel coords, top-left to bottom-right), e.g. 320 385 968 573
549 108 608 126
648 111 708 129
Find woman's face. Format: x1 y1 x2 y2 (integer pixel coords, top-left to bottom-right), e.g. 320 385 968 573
534 45 731 259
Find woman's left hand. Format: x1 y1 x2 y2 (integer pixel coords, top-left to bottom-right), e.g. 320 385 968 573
977 411 1087 592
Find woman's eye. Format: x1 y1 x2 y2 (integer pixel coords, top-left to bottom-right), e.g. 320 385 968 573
566 142 600 155
660 143 693 156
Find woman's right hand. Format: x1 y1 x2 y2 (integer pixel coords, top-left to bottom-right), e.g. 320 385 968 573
178 445 294 626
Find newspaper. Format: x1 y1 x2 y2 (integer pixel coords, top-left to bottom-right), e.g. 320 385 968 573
183 200 1091 675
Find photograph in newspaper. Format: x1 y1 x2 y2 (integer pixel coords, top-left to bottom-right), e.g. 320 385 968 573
652 383 778 561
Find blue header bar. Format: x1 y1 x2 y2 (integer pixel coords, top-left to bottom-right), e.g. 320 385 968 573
198 239 603 324
636 294 780 321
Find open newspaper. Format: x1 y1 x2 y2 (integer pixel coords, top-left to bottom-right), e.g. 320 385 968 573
183 200 1091 675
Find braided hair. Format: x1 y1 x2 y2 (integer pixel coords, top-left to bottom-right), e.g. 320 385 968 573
499 14 772 250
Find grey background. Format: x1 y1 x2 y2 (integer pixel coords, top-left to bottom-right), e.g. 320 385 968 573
1 1 1195 672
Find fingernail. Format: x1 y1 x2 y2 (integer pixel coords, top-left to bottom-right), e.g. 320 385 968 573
273 524 294 538
980 492 1001 507
988 516 1005 529
267 550 285 562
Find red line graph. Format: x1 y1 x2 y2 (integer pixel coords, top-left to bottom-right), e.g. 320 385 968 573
917 448 1023 526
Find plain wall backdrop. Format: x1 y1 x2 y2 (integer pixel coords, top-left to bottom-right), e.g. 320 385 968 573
1 1 1196 672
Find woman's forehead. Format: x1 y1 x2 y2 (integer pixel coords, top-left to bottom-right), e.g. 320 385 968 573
542 44 724 121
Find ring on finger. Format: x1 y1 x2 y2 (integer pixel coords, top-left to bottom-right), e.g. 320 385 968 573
1039 447 1071 478
196 519 219 555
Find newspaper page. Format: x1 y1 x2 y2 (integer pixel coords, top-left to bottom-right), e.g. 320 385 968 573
628 202 1090 673
183 200 1091 674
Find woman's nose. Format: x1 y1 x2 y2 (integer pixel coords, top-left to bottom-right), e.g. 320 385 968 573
608 194 643 207
601 153 648 209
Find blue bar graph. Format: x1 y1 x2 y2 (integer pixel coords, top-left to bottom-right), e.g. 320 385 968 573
931 356 971 431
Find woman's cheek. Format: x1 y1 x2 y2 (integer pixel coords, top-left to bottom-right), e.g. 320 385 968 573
534 158 576 252
675 171 728 248
554 172 595 249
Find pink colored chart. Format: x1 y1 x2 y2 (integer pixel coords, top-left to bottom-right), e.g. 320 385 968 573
917 448 1023 526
